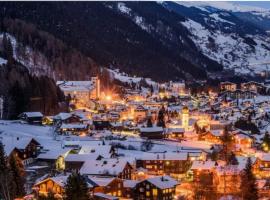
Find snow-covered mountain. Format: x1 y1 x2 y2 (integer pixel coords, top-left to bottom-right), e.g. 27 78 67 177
163 2 270 77
1 2 270 81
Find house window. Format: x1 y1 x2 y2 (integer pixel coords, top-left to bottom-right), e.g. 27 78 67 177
140 187 144 192
118 190 122 196
152 188 158 196
146 184 150 189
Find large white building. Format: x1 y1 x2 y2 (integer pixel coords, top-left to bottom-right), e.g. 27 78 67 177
57 77 100 107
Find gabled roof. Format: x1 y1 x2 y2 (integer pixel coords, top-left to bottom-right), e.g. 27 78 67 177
1 137 40 156
80 158 130 176
191 160 217 170
140 126 163 133
20 112 43 118
143 176 178 189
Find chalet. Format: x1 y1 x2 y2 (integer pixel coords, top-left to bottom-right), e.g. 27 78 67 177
33 174 96 199
134 105 147 122
80 159 133 179
18 112 43 124
134 176 178 200
165 128 185 140
65 145 116 170
140 126 164 139
123 180 139 198
214 165 241 194
92 177 124 198
1 137 41 165
53 113 81 124
241 81 263 93
93 120 112 130
220 89 256 100
220 82 237 92
190 160 217 186
198 130 223 143
253 153 270 178
58 123 89 136
57 79 100 107
136 152 190 176
233 130 254 149
33 175 69 199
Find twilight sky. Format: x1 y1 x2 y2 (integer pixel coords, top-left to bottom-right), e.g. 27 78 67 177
236 1 270 9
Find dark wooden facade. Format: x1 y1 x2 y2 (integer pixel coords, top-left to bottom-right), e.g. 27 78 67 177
134 180 176 200
136 159 190 175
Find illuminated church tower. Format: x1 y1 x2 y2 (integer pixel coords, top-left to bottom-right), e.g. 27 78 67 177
182 106 189 130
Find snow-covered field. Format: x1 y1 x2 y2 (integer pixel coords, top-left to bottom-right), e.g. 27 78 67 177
0 120 211 157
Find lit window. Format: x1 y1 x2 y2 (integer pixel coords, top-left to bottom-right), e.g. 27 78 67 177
152 189 158 196
117 190 121 196
146 191 150 197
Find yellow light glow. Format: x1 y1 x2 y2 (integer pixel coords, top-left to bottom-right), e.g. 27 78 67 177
106 95 112 101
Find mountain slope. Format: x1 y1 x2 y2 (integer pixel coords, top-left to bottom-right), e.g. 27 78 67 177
162 2 270 76
0 1 269 81
0 1 223 81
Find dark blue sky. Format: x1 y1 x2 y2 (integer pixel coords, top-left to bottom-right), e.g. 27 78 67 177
236 1 270 9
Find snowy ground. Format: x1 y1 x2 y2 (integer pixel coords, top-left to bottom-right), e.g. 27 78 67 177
0 120 212 158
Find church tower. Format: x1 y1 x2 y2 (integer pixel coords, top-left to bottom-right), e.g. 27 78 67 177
182 106 189 131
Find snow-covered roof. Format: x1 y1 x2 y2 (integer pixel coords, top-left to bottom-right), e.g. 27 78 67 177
144 175 178 189
140 126 163 133
21 112 43 118
191 160 217 170
1 136 38 156
37 148 71 160
80 158 130 176
138 152 188 161
123 180 139 188
54 112 72 120
89 176 116 187
60 123 88 129
57 81 94 92
94 192 119 200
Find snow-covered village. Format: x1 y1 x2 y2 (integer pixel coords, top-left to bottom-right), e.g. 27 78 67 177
1 1 270 200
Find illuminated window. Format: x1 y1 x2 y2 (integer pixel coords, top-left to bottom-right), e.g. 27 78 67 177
152 189 158 196
146 191 150 196
117 190 121 196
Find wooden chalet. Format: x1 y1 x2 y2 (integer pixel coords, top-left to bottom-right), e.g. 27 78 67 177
134 176 178 200
140 127 164 139
18 112 43 125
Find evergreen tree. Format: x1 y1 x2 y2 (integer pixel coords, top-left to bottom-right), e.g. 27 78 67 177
261 132 270 152
228 152 239 165
157 106 166 128
221 126 233 163
9 154 26 197
240 157 258 200
64 172 89 200
2 33 14 62
146 117 153 127
0 142 13 200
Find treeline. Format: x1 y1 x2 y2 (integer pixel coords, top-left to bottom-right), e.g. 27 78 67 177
0 18 99 80
0 35 67 119
0 61 67 119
